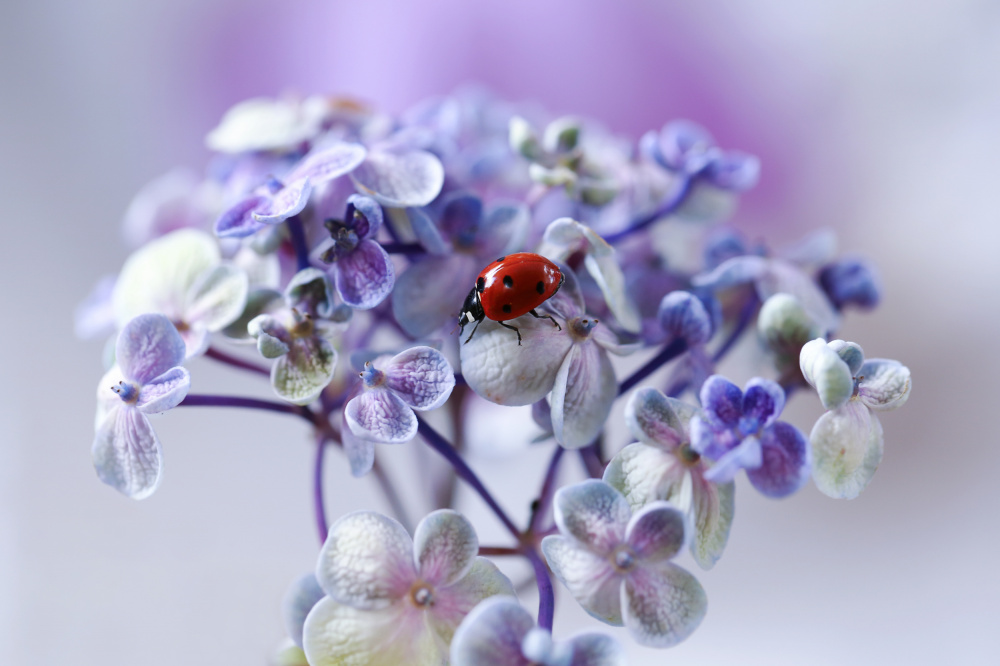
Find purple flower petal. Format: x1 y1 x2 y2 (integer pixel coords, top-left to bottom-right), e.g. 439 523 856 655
382 346 455 410
624 388 686 451
215 194 270 238
704 435 762 484
393 254 478 338
252 178 312 225
439 193 483 241
116 314 187 385
409 207 450 255
332 239 395 309
345 388 418 443
449 597 533 666
92 406 162 499
350 148 445 208
699 375 743 430
541 535 623 626
413 510 479 587
626 502 686 561
740 378 785 431
704 151 760 191
657 120 716 173
550 343 617 449
553 480 630 556
345 194 383 240
568 632 628 666
747 421 810 498
622 561 706 647
658 291 712 346
136 367 190 413
315 511 416 610
285 142 367 185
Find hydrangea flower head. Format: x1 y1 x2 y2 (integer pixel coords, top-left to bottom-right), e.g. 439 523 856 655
800 338 911 498
450 596 626 666
303 509 515 665
691 375 811 498
604 388 734 569
541 480 707 648
92 314 190 499
315 194 395 309
461 266 633 449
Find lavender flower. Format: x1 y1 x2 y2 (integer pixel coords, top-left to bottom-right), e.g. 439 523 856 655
542 480 707 647
314 194 394 309
604 387 734 569
205 94 332 154
92 314 190 499
302 510 515 665
800 339 911 498
460 266 635 449
450 596 626 666
691 375 811 498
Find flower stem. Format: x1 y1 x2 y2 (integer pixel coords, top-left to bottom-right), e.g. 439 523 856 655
528 549 555 630
286 215 312 272
478 546 522 556
618 339 688 395
179 394 311 421
415 416 521 539
529 446 565 533
204 346 271 377
579 445 605 479
602 176 692 245
314 435 329 544
712 294 758 363
381 241 426 257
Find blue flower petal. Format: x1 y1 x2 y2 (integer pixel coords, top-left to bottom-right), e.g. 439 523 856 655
332 239 395 309
215 194 270 238
345 389 418 443
698 375 743 430
252 179 312 225
746 421 810 498
740 378 785 432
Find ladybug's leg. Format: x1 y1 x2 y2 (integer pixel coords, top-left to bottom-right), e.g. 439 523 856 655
464 318 483 344
529 309 562 331
497 321 522 346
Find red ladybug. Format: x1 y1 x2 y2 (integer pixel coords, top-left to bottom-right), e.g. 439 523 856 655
459 253 564 345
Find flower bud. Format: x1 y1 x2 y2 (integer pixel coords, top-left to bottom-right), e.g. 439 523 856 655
819 257 881 310
757 293 823 351
658 291 713 346
543 116 581 154
509 115 541 161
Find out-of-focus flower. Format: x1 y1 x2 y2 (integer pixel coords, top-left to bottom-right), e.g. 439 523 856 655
604 387 734 569
92 314 190 499
691 375 811 498
112 228 249 356
206 95 332 154
541 480 707 647
450 596 626 666
460 266 634 449
818 256 881 311
800 339 911 498
303 510 515 665
122 168 222 247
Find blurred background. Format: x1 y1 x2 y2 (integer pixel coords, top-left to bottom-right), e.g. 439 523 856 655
2 0 998 663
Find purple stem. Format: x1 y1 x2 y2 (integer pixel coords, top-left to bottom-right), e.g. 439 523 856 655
618 339 688 395
381 241 426 257
712 294 759 363
179 394 312 422
528 550 555 631
204 346 271 377
415 417 521 539
529 446 565 533
286 215 312 272
602 176 692 245
579 446 605 479
314 435 329 544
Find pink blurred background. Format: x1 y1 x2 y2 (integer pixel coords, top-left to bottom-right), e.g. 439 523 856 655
2 0 998 663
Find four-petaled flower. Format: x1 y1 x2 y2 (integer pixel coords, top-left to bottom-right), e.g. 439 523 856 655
303 510 515 665
541 480 707 647
450 596 626 666
343 346 456 476
92 313 190 499
604 387 734 569
800 338 911 498
691 375 811 498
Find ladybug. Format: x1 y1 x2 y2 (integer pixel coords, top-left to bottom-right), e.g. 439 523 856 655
459 253 564 345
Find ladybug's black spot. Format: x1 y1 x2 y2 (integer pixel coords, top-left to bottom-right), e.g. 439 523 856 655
476 277 486 293
496 256 506 262
502 304 512 314
536 280 545 294
503 275 513 288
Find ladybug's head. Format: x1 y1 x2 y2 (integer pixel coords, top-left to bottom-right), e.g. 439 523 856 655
458 286 484 332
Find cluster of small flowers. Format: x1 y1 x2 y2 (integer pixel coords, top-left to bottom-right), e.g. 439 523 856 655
78 89 912 665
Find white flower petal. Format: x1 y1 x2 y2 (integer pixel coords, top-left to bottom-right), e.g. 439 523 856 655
541 535 623 626
553 480 630 555
185 264 249 334
413 510 479 588
316 511 416 610
800 338 854 410
345 389 418 443
283 573 326 648
92 407 162 500
383 346 456 411
583 252 641 334
271 336 337 405
603 443 680 512
858 359 912 411
689 475 734 570
810 402 884 499
550 343 617 449
206 95 327 154
136 367 190 414
351 148 445 208
622 561 707 648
